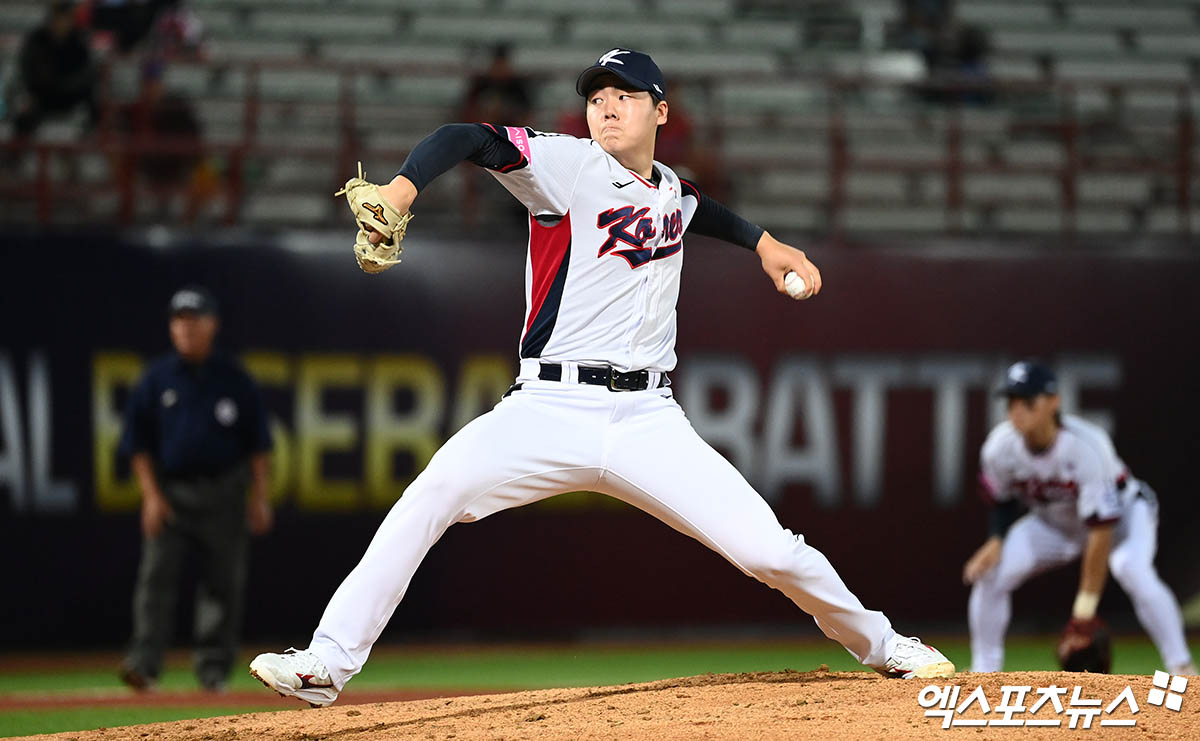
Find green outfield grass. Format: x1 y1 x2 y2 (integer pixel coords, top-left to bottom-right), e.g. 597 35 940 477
0 707 281 739
0 635 1194 738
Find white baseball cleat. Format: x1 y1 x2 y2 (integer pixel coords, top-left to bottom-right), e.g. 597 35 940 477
249 648 339 707
875 636 956 679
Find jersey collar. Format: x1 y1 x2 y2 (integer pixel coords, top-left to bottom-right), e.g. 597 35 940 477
626 166 662 190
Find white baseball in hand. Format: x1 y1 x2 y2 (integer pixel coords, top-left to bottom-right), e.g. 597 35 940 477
784 271 809 299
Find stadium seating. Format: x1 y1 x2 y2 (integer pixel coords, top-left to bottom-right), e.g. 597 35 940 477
1 0 1195 239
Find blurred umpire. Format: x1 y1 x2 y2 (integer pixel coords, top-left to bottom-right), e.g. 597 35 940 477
118 286 273 692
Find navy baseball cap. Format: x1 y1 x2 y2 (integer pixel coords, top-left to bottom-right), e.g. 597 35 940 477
168 286 218 317
576 48 667 102
999 360 1058 398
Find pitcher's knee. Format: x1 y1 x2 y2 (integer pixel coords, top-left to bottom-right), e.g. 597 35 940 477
379 475 464 531
405 460 482 506
739 535 823 587
742 553 791 586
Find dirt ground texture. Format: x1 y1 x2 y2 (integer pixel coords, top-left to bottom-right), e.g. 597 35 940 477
19 669 1198 740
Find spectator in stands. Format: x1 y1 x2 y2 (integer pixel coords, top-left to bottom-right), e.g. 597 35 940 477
461 44 532 127
148 2 206 61
11 1 99 137
113 59 218 222
654 96 694 166
459 45 533 229
952 24 992 98
894 0 993 104
552 104 588 139
82 0 178 54
894 0 956 71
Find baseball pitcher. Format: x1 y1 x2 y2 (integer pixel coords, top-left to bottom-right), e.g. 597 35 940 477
249 49 955 707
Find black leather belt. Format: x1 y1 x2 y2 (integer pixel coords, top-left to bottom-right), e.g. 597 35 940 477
539 363 668 391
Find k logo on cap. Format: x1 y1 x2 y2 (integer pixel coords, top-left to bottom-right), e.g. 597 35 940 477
598 49 630 66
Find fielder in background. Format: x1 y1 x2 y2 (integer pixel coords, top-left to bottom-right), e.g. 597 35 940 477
964 360 1196 676
118 287 274 692
248 48 955 708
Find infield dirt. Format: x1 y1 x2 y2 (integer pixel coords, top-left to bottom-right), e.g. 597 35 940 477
19 669 1198 740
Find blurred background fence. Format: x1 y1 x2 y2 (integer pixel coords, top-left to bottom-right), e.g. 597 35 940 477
2 237 1198 646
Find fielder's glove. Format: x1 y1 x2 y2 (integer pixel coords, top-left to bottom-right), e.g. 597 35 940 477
335 162 413 274
1057 617 1112 673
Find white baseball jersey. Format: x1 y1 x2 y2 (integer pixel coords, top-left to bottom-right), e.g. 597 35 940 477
482 125 698 373
979 414 1134 533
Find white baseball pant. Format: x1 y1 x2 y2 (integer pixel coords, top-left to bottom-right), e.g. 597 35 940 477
968 492 1193 672
308 372 897 689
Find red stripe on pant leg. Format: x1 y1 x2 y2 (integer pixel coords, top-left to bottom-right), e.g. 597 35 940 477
524 212 572 336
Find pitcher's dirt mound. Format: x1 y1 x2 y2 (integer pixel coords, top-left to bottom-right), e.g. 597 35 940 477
22 669 1198 740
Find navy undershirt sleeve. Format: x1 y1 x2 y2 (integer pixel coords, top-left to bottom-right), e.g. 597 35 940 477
988 498 1022 537
680 179 764 251
396 123 525 192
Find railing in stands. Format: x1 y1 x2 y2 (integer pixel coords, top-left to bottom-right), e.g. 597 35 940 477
1 58 1194 240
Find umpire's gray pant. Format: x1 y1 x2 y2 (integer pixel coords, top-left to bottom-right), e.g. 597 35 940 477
125 467 249 683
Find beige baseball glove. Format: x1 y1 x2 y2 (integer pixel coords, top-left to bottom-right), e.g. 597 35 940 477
334 162 413 274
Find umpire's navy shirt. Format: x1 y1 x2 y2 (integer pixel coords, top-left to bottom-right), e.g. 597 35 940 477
119 352 272 479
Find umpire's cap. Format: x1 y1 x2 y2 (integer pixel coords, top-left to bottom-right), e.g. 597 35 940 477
576 48 666 102
999 360 1057 398
168 286 219 318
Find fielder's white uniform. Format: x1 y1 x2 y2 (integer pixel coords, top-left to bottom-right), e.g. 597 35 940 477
969 414 1194 672
307 128 900 689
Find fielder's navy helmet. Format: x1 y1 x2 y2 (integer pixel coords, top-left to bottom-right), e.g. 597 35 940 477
999 360 1058 398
